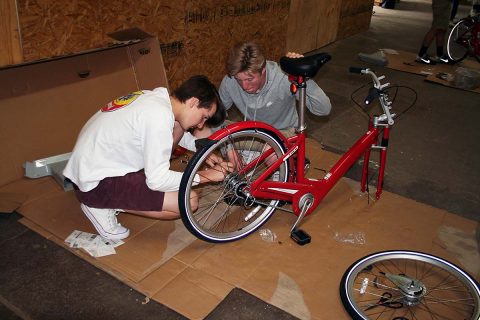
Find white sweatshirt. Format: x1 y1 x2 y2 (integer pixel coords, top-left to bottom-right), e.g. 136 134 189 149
63 87 194 193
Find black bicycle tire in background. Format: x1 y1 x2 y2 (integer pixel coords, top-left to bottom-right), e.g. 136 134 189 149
178 128 290 243
447 18 474 62
340 250 480 320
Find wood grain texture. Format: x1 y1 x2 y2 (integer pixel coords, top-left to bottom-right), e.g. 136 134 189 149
0 0 23 66
286 0 342 53
7 0 372 87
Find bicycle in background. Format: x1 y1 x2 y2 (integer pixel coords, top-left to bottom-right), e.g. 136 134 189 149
447 13 480 63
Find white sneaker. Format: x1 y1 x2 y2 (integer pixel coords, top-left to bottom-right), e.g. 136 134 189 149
80 204 130 240
415 54 436 65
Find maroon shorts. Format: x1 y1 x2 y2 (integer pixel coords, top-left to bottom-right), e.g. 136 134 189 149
73 171 165 211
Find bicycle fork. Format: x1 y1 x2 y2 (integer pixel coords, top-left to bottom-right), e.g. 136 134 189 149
361 117 391 200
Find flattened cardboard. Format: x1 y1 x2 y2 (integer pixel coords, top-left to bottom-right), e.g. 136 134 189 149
0 178 61 213
16 190 195 283
151 267 234 319
0 29 168 189
383 49 480 94
383 49 479 82
425 73 480 94
11 140 480 319
0 192 27 213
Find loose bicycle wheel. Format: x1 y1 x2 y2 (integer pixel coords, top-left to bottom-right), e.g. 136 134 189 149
340 250 480 320
447 18 474 62
179 128 291 243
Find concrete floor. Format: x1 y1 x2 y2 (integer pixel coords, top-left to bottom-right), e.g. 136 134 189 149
1 1 479 319
311 1 480 222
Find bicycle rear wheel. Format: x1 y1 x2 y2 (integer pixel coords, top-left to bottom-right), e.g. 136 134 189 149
178 128 290 243
340 250 480 320
447 18 474 62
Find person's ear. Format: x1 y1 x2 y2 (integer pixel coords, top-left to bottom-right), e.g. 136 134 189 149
187 97 200 109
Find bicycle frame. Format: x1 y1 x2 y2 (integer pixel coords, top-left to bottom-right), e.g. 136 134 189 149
209 117 389 219
208 68 394 221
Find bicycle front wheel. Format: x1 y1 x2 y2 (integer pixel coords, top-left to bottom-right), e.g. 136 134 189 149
179 128 290 243
447 18 474 62
340 250 480 320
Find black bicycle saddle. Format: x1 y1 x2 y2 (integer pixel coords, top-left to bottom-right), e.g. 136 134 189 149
279 52 331 78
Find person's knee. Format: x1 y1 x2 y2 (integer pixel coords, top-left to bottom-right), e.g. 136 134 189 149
156 211 180 220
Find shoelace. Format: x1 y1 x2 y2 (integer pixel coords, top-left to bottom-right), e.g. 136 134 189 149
107 212 122 229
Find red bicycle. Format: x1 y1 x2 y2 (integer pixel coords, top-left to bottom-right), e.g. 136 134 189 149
178 53 396 244
447 13 480 62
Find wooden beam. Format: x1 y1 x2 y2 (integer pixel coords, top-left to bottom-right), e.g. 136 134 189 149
0 0 23 67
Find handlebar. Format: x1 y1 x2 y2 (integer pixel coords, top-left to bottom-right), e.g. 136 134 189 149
349 67 395 126
349 67 364 74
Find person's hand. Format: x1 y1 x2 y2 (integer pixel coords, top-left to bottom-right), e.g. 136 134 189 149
286 52 304 59
205 153 224 167
198 161 234 183
227 148 242 171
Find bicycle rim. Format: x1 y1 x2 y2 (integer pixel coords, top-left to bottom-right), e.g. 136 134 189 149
179 129 289 243
340 250 480 320
447 19 473 62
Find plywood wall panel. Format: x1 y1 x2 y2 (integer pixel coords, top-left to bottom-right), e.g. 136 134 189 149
9 0 372 88
16 0 290 89
286 0 342 53
0 0 23 66
337 0 374 40
337 11 373 40
181 1 290 86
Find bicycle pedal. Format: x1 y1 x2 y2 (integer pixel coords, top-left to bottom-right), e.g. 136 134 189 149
290 228 311 245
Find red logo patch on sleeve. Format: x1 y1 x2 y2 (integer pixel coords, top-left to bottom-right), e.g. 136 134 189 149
101 91 143 112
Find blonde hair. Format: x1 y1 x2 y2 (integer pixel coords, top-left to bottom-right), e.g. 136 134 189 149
226 42 266 77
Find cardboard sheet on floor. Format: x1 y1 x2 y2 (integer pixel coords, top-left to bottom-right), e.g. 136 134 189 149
424 73 480 93
5 140 479 320
383 49 480 93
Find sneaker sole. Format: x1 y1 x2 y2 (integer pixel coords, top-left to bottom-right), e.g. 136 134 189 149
81 204 130 240
416 60 436 65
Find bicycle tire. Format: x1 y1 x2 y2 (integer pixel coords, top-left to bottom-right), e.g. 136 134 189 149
178 128 290 243
447 18 474 62
340 250 480 320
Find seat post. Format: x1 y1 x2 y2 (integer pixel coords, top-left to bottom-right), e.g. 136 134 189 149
296 86 307 133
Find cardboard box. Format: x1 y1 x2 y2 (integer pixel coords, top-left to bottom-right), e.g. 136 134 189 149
0 28 168 193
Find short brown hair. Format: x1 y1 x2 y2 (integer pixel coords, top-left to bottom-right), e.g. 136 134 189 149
173 75 226 126
226 42 266 77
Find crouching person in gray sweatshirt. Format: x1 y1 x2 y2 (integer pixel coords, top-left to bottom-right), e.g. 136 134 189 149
218 41 332 137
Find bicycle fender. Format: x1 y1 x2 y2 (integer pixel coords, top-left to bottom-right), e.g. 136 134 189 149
209 121 288 144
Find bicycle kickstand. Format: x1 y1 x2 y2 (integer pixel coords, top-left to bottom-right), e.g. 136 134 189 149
290 195 313 245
